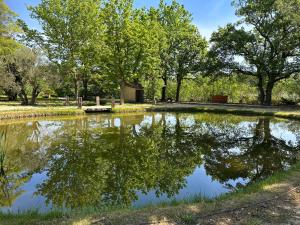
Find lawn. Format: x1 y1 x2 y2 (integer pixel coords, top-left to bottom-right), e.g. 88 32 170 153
0 101 300 120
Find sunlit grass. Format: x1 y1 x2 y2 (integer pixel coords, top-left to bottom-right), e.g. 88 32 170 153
0 100 299 120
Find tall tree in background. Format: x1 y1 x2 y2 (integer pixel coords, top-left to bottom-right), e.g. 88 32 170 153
158 0 207 102
206 0 300 105
0 0 20 56
102 0 162 104
29 0 106 99
172 29 207 102
0 0 21 100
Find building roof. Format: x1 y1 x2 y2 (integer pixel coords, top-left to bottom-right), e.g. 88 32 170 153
125 82 144 90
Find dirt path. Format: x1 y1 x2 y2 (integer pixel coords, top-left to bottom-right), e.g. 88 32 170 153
197 185 300 225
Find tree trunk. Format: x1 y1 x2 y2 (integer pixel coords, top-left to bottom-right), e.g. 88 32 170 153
161 77 167 102
257 76 274 106
19 90 28 105
74 79 79 100
120 80 125 105
258 76 265 105
4 90 17 101
265 81 274 106
83 78 89 100
30 86 40 105
175 79 182 103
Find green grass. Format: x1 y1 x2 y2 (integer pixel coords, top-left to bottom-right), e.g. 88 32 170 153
113 103 300 120
0 101 299 121
0 107 85 120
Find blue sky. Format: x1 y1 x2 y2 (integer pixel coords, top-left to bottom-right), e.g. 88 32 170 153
5 0 238 40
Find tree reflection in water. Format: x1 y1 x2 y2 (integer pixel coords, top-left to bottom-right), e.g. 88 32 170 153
0 113 299 210
202 118 300 189
0 121 46 207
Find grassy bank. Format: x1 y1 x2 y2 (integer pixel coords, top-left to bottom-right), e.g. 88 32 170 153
113 103 300 120
0 106 84 120
0 103 299 121
1 162 300 225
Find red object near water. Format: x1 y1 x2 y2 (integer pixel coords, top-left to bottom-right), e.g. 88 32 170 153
212 95 228 103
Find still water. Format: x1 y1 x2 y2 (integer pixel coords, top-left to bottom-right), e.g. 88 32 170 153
0 112 299 212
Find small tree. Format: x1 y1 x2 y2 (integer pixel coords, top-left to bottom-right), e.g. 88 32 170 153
0 48 47 105
206 0 300 105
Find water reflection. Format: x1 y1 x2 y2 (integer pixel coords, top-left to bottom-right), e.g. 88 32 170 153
0 113 299 211
0 121 47 208
202 118 300 188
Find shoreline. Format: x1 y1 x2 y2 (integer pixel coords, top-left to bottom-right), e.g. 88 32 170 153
1 161 300 225
0 103 299 121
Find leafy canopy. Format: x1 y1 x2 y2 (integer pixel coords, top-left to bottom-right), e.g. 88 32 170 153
207 0 300 105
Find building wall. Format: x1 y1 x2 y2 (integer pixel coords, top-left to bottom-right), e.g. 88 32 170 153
124 86 136 102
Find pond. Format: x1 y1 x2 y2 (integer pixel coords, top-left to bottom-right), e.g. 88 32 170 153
0 112 300 213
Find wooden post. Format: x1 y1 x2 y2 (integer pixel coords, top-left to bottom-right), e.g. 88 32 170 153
153 98 157 105
78 97 83 109
96 96 100 106
65 96 70 106
111 97 115 108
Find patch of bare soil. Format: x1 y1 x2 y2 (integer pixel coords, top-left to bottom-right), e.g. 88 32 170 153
197 184 300 225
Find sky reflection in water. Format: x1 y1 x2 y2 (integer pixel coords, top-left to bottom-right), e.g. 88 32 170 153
0 113 299 212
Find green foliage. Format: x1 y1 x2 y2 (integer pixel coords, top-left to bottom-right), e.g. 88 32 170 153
276 0 300 25
29 0 106 99
0 0 299 105
0 47 51 105
207 0 300 105
0 0 20 56
101 0 163 104
165 76 257 103
158 0 207 102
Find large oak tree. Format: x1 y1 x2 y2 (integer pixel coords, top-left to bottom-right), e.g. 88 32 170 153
207 0 300 105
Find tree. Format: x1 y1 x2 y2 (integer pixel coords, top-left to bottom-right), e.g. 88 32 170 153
158 0 207 102
0 47 48 105
277 0 300 24
101 0 162 104
206 0 300 105
29 0 106 99
172 30 207 102
0 0 20 56
0 0 21 100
